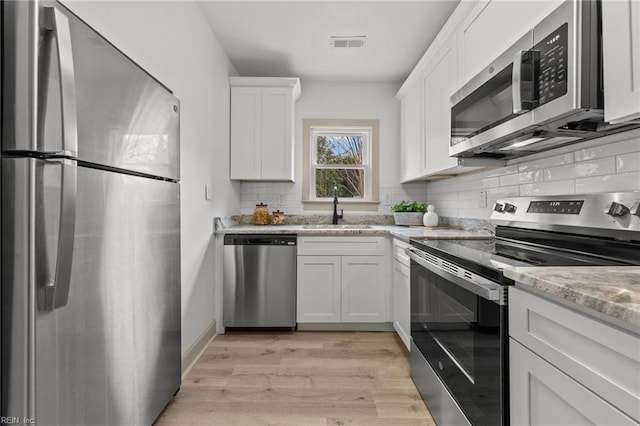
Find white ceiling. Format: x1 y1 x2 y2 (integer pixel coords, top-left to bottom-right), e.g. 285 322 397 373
197 1 460 84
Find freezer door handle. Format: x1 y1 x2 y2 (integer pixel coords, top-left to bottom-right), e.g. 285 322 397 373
37 159 77 310
39 6 78 157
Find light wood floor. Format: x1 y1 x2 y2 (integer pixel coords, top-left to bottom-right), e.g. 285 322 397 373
155 331 436 425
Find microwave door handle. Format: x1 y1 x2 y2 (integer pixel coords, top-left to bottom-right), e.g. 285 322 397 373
512 50 527 115
41 6 78 157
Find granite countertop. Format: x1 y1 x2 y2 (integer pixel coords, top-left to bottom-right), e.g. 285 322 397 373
215 224 493 241
504 266 640 331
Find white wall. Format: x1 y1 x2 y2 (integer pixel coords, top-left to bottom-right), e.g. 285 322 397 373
63 1 240 355
239 80 429 215
426 130 640 219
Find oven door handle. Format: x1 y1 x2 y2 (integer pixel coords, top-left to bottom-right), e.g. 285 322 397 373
406 247 504 305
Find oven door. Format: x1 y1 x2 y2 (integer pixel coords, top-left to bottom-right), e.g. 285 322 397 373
408 251 508 426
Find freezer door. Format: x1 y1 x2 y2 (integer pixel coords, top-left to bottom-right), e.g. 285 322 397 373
2 2 180 180
1 158 181 425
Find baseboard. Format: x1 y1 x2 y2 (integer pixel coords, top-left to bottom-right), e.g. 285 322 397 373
297 322 394 332
181 320 217 378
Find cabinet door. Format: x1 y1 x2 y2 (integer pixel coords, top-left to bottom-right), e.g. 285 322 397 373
400 81 424 182
392 259 410 350
261 88 294 180
230 87 261 179
603 0 640 123
459 1 562 83
424 35 459 176
510 339 636 425
296 256 341 323
510 287 640 421
341 256 386 322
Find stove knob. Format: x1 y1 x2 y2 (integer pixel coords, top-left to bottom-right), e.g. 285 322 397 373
604 201 630 217
503 203 517 213
630 201 640 217
493 202 504 212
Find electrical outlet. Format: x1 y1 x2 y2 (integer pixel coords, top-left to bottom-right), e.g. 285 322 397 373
384 194 391 206
278 194 288 206
479 190 487 208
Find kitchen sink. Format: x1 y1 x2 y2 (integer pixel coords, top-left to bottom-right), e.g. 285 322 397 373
302 224 373 229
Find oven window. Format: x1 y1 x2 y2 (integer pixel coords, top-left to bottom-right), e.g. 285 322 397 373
411 262 506 425
451 63 516 146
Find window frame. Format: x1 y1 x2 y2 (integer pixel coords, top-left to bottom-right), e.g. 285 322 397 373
302 119 380 211
309 127 372 202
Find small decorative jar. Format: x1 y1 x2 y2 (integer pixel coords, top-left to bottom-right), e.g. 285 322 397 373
423 205 439 227
253 202 269 225
271 210 285 225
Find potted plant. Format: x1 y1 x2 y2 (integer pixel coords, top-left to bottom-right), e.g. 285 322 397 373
390 201 427 226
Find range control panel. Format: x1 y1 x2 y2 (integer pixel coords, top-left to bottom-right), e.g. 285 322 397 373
526 200 584 214
489 192 640 234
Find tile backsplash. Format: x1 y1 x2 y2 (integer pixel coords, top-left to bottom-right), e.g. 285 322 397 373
427 130 640 220
238 130 640 221
239 182 429 216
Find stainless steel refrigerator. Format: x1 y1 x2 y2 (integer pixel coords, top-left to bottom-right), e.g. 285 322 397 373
1 1 181 424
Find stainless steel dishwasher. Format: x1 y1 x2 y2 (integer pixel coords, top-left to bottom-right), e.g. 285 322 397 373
223 234 297 328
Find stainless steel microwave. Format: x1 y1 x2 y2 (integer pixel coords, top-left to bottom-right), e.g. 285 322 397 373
449 0 635 159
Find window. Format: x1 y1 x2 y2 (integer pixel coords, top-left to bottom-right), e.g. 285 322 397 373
303 119 380 211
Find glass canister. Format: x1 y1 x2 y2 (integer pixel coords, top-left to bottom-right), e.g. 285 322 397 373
271 210 285 225
253 202 269 225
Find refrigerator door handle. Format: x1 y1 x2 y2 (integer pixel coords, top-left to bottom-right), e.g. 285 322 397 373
40 6 78 157
38 159 77 311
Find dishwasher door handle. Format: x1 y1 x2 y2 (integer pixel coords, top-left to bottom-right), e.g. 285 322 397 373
247 238 275 245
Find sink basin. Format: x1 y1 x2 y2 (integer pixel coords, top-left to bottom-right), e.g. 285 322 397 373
302 224 373 229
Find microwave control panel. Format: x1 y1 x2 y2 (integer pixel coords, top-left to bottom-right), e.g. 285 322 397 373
535 23 568 105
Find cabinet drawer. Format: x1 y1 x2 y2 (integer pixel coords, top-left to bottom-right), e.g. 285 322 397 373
510 287 640 422
392 238 410 266
297 236 385 256
510 339 636 425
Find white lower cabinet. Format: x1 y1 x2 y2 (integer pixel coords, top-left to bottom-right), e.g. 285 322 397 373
392 259 410 350
296 256 341 323
341 257 386 322
297 236 387 324
510 340 636 426
509 287 640 425
391 238 411 350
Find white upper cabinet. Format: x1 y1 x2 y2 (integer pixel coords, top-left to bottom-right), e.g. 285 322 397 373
602 0 640 123
230 87 261 179
229 77 301 181
400 80 424 182
458 0 563 84
423 34 459 176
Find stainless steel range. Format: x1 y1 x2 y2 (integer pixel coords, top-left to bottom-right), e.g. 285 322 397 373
406 191 640 426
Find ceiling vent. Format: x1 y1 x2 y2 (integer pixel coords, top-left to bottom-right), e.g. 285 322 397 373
330 36 366 48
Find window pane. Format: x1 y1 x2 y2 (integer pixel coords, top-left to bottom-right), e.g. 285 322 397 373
316 135 363 165
315 168 364 198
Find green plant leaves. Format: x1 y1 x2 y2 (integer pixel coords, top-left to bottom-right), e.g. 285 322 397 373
390 201 427 213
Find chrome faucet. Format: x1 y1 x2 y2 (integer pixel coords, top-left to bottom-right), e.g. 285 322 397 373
332 186 343 225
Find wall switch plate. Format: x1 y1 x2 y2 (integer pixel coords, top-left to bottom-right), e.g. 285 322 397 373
479 190 487 208
205 184 212 201
278 194 288 206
